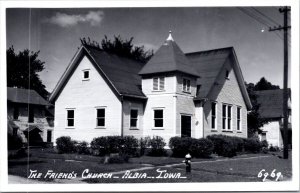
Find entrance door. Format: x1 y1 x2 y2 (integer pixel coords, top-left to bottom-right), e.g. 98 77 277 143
47 130 52 142
181 115 191 137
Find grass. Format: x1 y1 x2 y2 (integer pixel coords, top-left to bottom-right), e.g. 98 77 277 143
8 148 292 183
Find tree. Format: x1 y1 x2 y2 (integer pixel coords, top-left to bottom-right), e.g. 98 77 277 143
254 77 280 91
246 77 280 137
7 46 49 99
80 35 153 63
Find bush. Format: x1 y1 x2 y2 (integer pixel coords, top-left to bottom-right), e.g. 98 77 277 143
105 153 130 164
139 136 151 156
147 136 167 156
207 135 242 157
244 138 262 153
75 141 90 154
269 145 280 152
56 136 76 153
7 133 23 150
91 136 138 157
119 136 139 156
190 138 214 158
169 137 214 158
169 137 192 157
261 140 269 149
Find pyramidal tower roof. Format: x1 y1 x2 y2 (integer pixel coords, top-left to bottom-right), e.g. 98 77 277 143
139 31 199 77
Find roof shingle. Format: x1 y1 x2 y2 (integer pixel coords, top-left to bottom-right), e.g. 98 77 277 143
7 87 50 106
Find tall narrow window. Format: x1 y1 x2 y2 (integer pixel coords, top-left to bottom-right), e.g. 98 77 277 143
154 109 164 128
153 77 165 91
130 109 138 128
183 78 191 92
227 106 232 130
28 105 34 123
13 105 19 120
196 85 201 96
222 104 227 130
96 108 105 127
66 109 74 127
211 102 217 129
237 107 241 131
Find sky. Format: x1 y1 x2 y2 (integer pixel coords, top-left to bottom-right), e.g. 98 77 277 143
6 7 291 93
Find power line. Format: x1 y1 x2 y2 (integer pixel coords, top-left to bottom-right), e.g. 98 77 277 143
237 7 271 27
251 7 280 26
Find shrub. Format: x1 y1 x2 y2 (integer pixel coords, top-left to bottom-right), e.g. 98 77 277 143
91 136 138 157
147 136 167 156
7 133 23 150
105 153 130 164
119 136 139 156
169 137 214 158
207 135 241 157
244 138 262 153
190 138 214 158
269 145 280 152
75 141 90 154
139 136 151 156
56 136 76 153
261 140 269 149
169 137 192 157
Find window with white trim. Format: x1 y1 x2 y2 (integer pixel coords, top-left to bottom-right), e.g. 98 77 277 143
153 109 164 128
222 104 226 129
66 109 75 127
183 78 191 93
153 77 165 91
83 69 90 80
227 105 232 130
211 102 217 129
96 108 105 127
237 107 241 131
130 109 138 128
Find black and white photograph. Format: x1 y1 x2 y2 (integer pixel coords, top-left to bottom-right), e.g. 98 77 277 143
0 0 299 192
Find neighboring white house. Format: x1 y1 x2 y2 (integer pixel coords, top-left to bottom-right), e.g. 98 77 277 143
7 87 54 145
49 32 252 144
256 89 292 148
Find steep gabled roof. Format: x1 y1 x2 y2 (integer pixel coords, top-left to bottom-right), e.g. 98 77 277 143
49 45 147 102
186 47 232 99
139 32 199 77
7 87 50 106
186 47 252 110
255 89 291 119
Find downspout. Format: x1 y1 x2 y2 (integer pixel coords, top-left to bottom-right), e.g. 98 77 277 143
121 95 124 137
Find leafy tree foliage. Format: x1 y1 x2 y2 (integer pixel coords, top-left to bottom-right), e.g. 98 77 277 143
7 46 49 99
80 35 153 63
246 77 280 137
254 77 280 91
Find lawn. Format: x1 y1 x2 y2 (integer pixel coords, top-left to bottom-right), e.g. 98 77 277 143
8 148 292 183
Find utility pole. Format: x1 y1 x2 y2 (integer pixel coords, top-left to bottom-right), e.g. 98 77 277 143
269 6 291 159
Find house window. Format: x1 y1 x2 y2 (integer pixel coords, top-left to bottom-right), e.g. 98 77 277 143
83 70 90 80
227 105 232 130
211 102 217 129
96 108 105 127
237 107 241 131
222 104 232 130
154 109 164 128
153 77 165 91
28 106 34 123
183 78 191 93
225 70 229 79
130 109 138 128
66 109 75 127
13 106 19 120
196 85 201 96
